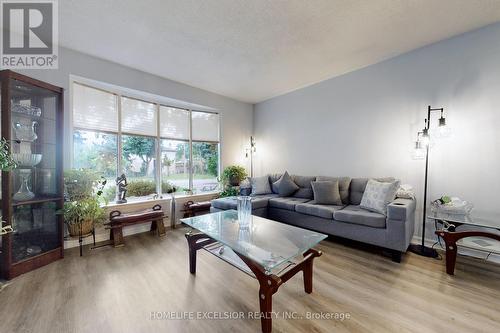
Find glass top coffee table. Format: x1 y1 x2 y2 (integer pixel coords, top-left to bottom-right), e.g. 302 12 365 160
429 212 500 275
181 210 327 333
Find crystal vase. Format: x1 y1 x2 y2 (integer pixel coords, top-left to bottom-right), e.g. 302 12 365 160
13 169 35 201
237 196 252 229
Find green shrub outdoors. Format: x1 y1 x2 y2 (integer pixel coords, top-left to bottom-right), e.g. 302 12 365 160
103 186 117 202
64 169 105 201
111 180 178 198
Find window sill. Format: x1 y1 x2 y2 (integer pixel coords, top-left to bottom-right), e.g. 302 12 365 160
103 191 220 209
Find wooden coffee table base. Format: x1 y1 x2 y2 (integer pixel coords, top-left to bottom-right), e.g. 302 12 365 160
436 229 500 275
185 231 322 333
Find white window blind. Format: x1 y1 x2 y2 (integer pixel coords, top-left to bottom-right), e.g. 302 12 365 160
73 83 118 132
192 111 219 142
121 97 157 136
159 106 190 140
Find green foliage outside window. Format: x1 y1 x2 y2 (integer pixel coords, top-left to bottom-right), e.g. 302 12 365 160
122 136 156 176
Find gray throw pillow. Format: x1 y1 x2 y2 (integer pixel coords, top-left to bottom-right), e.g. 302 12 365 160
317 176 351 204
272 171 299 197
250 175 272 195
311 181 342 205
360 179 400 215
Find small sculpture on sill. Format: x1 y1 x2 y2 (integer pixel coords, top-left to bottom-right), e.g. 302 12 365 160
116 173 128 204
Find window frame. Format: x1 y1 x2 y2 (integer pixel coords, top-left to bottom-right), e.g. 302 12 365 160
70 80 221 198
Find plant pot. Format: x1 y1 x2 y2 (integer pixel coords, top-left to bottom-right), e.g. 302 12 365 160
67 219 94 237
229 176 240 186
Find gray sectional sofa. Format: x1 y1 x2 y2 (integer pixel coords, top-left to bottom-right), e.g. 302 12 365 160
211 174 416 262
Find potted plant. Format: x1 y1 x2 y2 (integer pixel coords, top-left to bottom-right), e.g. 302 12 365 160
221 165 248 186
0 138 16 236
61 169 107 237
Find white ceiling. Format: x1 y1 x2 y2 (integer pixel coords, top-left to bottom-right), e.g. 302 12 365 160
60 0 500 104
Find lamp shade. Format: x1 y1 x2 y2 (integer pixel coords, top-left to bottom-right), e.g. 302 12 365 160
412 141 426 160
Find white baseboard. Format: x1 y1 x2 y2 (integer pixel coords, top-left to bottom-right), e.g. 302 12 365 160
411 236 500 264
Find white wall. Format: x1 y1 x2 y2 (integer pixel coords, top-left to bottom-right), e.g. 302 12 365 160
16 46 253 171
254 22 500 240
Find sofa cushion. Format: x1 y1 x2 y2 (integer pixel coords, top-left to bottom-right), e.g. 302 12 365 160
360 179 400 215
269 173 283 193
333 205 386 228
268 197 310 211
291 175 316 199
212 194 277 210
250 175 272 195
311 181 342 205
295 201 344 219
349 177 396 205
317 176 351 204
272 171 299 197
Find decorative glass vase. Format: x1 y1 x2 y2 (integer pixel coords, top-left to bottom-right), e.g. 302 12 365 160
13 169 35 201
13 120 38 142
237 196 252 229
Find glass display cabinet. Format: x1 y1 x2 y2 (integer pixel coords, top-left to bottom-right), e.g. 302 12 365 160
0 70 64 279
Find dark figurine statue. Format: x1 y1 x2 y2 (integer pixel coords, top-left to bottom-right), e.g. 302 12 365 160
116 173 128 204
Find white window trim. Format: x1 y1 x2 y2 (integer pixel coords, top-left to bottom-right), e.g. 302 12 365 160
69 76 221 196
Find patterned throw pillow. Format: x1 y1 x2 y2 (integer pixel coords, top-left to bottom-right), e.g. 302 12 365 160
250 175 272 195
360 179 400 215
272 171 299 197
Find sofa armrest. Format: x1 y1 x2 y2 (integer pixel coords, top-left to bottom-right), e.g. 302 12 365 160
386 198 417 252
387 198 416 222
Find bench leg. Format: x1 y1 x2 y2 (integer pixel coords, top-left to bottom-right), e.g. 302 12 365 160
150 219 166 237
156 219 166 237
110 227 124 247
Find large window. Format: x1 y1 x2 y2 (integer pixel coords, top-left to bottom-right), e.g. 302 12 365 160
72 82 220 202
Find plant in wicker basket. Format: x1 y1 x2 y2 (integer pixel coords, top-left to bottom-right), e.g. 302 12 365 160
60 169 107 237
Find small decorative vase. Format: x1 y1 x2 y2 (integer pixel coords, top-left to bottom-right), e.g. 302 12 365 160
13 169 35 201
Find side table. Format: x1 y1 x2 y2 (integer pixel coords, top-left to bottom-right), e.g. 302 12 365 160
429 212 500 275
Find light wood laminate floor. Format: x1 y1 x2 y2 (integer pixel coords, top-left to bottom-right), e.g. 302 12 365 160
1 227 499 333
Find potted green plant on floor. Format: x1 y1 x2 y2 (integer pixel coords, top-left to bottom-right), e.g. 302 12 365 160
61 169 107 237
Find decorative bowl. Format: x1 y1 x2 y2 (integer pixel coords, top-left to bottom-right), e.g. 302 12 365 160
12 153 42 167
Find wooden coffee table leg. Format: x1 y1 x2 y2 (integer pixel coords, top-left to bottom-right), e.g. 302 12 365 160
184 232 216 274
303 257 313 294
259 287 273 333
237 249 322 333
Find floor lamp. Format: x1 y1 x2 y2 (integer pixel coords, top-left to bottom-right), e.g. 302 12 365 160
410 105 450 257
245 136 256 177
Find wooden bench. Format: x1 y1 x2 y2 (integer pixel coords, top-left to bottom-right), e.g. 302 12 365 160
106 204 166 247
183 200 212 218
